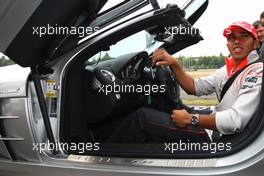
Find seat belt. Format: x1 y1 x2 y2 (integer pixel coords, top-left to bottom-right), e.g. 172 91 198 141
220 59 261 101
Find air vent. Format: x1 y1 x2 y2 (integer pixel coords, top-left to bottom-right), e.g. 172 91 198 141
101 69 116 82
0 116 24 141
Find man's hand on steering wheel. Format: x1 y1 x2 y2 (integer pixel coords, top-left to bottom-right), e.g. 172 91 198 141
152 49 179 67
151 49 181 105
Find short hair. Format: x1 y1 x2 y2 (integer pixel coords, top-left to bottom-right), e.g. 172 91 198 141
253 20 264 28
261 11 264 19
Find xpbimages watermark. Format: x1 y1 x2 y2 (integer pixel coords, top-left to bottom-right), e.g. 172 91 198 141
165 24 200 37
164 140 232 154
96 82 166 95
32 24 99 37
32 141 100 154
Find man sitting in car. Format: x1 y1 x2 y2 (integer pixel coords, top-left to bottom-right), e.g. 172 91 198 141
107 21 263 143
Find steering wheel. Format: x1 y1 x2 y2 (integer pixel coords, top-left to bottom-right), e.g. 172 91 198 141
140 55 181 102
155 66 181 103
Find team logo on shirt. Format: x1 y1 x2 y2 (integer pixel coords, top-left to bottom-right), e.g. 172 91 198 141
245 77 258 83
242 76 259 89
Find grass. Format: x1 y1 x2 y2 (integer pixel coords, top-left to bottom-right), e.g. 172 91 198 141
182 69 218 106
182 98 218 106
186 69 216 79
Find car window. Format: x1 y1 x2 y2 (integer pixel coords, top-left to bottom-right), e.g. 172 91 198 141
86 30 164 65
99 0 129 14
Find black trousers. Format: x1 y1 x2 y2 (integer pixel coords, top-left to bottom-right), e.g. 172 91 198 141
107 107 210 143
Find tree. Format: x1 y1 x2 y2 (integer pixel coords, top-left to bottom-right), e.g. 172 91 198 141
0 54 15 66
181 54 225 70
101 53 113 61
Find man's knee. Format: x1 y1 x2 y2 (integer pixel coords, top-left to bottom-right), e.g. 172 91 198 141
133 107 149 117
131 107 157 123
132 107 171 125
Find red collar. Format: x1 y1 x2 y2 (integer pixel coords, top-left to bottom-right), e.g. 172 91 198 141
225 57 248 78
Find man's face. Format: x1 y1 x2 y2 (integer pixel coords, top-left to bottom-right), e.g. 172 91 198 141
226 28 258 60
256 25 264 42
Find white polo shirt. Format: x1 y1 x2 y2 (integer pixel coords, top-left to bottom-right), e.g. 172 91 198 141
194 57 263 134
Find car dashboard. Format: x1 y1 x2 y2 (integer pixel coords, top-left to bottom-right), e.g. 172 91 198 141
83 51 150 123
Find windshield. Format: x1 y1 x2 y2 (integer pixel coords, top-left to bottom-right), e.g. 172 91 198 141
86 0 207 65
99 0 129 14
86 30 164 65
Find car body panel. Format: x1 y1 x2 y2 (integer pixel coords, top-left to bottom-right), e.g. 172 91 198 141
0 0 42 53
0 0 107 67
0 98 41 162
1 0 264 175
0 65 30 98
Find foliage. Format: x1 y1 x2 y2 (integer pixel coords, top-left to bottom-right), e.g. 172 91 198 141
178 53 226 70
101 53 113 61
0 52 226 68
0 55 15 67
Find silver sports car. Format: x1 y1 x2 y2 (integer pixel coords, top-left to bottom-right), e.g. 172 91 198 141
0 0 264 175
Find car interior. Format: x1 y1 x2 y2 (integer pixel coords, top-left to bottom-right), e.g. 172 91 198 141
58 23 264 158
57 1 264 159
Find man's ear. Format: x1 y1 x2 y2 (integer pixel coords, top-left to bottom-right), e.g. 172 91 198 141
254 39 260 49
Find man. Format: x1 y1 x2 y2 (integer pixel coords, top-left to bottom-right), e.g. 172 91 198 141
261 11 264 23
259 12 264 58
108 21 262 143
254 21 264 43
253 20 264 61
253 20 264 45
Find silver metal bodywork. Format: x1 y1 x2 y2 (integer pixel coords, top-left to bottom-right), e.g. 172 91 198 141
0 65 41 162
0 65 29 98
1 0 264 175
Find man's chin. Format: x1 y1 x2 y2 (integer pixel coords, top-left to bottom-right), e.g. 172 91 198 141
232 55 247 60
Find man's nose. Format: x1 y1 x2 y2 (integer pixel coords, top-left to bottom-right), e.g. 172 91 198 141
233 38 241 44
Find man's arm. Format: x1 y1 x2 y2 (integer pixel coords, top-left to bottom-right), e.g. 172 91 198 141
171 109 217 130
153 49 196 95
172 63 263 134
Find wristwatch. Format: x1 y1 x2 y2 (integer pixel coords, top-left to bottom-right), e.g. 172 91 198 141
191 114 200 127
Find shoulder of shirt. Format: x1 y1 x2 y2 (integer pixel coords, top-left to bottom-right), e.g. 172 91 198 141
214 65 226 72
246 62 263 72
238 62 263 83
216 65 227 74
